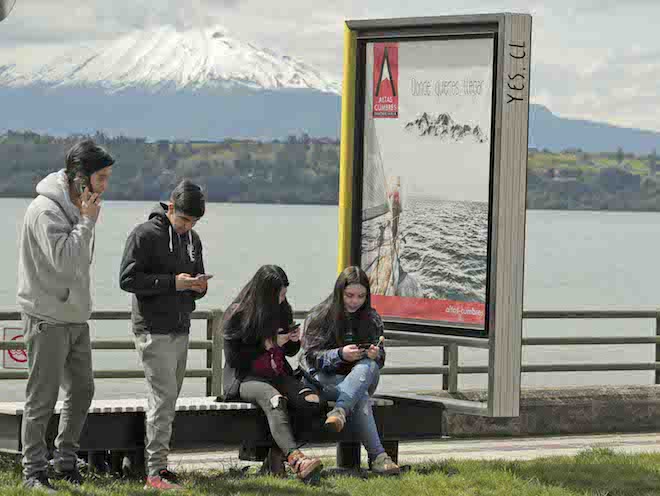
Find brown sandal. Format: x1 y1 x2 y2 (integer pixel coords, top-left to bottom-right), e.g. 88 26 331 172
287 449 323 483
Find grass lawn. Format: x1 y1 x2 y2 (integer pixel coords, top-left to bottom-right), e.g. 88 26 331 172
1 448 659 495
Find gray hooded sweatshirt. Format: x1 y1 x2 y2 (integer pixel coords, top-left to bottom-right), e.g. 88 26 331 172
17 169 96 324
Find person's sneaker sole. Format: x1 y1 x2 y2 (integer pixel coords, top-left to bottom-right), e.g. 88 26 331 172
372 467 401 476
324 417 345 433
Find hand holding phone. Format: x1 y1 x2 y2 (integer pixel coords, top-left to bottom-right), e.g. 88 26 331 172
195 274 213 281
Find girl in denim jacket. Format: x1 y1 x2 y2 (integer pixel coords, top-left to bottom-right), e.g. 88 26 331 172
302 266 400 475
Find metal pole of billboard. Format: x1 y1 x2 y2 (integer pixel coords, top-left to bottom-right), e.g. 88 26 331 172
337 24 358 272
485 13 532 417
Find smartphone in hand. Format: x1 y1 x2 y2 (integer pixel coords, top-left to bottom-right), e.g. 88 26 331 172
74 174 91 195
195 274 214 281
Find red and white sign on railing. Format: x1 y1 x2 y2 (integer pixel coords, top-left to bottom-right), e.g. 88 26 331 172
2 327 28 369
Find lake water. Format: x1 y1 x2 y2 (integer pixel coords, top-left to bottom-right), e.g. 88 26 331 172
1 198 659 401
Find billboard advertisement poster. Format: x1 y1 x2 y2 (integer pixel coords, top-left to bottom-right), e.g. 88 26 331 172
360 37 494 330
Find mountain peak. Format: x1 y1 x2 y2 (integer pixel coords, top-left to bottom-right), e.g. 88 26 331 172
0 26 340 94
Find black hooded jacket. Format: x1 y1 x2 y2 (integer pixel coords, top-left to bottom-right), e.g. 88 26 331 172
119 202 206 334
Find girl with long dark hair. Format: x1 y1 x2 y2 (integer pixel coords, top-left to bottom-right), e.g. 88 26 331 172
222 265 322 482
301 266 400 475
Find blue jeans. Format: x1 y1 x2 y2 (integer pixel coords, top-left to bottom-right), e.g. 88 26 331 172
315 358 385 461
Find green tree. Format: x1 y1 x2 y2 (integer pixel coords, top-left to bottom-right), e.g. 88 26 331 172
616 146 624 164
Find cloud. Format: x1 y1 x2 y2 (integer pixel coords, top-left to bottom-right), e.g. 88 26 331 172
0 0 658 131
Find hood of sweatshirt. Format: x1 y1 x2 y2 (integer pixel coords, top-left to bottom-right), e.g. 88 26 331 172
35 169 81 225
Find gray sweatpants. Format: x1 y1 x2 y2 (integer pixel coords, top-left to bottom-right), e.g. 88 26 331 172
134 332 189 476
21 315 95 479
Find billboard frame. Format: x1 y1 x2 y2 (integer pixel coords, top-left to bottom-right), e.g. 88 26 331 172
338 13 532 417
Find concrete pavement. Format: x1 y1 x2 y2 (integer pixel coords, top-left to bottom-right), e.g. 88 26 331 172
167 432 660 471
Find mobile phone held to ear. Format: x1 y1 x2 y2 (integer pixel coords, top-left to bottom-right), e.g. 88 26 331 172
195 274 213 281
74 175 90 195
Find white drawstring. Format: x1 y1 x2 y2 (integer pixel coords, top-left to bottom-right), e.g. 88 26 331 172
187 231 195 262
168 225 193 260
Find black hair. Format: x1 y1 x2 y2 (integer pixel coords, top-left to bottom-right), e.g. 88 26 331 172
224 265 290 342
171 180 205 218
64 139 115 184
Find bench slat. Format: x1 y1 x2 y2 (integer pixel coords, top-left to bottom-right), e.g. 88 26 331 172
0 396 394 416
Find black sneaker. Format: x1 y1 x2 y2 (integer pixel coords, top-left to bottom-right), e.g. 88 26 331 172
158 468 178 482
24 473 57 494
53 466 83 485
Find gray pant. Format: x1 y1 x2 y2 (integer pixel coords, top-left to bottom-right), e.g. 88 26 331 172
134 332 189 476
21 315 95 479
239 380 298 456
239 376 320 457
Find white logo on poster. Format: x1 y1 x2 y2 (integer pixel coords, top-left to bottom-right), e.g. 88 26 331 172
2 327 28 369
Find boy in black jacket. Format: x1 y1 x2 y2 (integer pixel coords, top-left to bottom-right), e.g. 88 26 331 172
119 180 208 490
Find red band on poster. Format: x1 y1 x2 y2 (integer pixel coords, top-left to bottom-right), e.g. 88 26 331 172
372 295 485 325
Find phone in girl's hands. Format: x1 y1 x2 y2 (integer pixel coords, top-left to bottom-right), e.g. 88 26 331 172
195 274 213 281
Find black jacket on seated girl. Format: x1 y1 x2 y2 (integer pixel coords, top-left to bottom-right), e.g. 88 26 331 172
222 301 300 401
217 265 323 482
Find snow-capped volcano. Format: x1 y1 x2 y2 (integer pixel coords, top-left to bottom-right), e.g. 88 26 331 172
0 25 340 94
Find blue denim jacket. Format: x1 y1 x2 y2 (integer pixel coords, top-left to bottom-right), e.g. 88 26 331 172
302 307 386 376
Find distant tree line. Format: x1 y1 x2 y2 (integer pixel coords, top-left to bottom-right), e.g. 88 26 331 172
0 131 340 205
526 147 660 211
1 131 659 211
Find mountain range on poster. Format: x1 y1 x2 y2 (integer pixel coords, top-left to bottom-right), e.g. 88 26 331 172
0 25 658 153
404 112 488 143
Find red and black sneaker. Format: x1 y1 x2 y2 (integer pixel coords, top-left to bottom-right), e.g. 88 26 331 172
144 468 183 491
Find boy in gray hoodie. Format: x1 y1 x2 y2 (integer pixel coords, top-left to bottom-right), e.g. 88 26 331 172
17 139 114 492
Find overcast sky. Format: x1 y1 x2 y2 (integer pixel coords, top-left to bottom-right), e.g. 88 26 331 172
1 0 658 132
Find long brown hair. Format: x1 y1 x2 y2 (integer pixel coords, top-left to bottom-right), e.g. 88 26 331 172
304 266 372 345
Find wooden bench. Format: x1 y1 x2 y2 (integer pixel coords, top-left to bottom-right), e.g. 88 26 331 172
0 396 421 472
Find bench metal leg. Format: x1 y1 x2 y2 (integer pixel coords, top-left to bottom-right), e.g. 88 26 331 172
336 442 361 470
382 440 399 465
131 448 145 477
87 451 108 474
110 451 123 475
